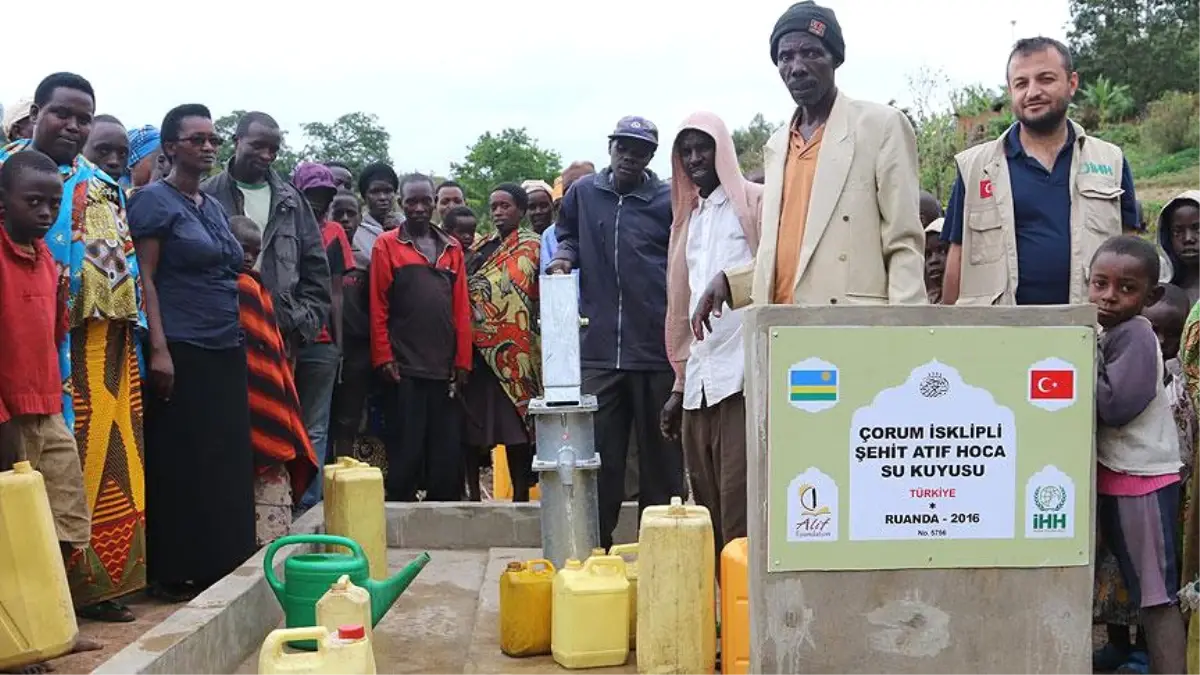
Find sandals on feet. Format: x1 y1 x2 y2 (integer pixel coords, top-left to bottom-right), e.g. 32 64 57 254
77 599 135 623
148 583 197 603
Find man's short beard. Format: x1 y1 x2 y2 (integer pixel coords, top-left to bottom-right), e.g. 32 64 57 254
1017 99 1069 134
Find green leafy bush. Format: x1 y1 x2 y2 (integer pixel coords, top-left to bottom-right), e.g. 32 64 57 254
1141 91 1200 154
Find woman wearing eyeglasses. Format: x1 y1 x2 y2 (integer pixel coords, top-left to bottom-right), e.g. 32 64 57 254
126 104 256 602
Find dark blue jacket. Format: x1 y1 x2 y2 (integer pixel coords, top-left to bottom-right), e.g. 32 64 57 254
553 168 671 371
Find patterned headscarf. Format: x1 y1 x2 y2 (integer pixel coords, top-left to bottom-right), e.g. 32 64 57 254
127 125 161 170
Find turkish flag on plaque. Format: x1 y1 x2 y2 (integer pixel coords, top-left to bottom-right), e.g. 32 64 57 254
1030 369 1075 401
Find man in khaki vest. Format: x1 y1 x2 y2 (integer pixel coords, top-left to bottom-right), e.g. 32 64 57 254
941 36 1138 306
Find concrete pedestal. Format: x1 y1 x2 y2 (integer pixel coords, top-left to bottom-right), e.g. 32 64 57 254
744 305 1096 673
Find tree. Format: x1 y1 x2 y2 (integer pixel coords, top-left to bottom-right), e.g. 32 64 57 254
212 110 304 178
1077 76 1136 125
906 68 967 202
732 114 782 174
300 112 391 178
1068 0 1199 110
450 128 562 217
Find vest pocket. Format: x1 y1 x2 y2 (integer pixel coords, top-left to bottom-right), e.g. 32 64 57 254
1078 181 1124 235
966 208 1004 265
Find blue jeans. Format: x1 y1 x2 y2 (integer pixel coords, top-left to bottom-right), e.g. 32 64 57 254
295 341 340 509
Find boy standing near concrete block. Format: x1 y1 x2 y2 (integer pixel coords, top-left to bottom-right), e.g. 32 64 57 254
1090 235 1187 674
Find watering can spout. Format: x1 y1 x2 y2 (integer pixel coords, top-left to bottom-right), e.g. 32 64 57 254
367 551 431 625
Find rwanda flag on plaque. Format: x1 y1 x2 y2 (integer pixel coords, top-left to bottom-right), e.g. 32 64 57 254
787 358 839 412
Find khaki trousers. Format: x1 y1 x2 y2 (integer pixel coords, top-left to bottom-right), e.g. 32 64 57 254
0 413 91 545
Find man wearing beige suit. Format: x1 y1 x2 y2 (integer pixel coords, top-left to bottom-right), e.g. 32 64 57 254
690 1 925 336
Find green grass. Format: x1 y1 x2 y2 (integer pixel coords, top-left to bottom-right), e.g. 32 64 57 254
1127 147 1198 227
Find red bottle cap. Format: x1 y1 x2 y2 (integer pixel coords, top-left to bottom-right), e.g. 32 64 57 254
338 624 365 640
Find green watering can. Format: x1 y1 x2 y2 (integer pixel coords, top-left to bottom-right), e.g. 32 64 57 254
265 534 430 649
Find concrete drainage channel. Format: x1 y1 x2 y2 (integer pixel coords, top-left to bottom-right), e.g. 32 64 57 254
94 502 641 675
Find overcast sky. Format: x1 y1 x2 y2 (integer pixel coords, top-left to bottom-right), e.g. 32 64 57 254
4 0 1070 177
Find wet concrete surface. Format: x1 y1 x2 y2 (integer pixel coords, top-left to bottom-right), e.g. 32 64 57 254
235 548 637 674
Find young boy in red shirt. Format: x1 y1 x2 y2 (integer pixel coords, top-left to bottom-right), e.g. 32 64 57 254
0 150 91 555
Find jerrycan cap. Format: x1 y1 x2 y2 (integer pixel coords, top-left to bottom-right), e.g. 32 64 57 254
12 461 32 474
667 495 687 516
564 558 583 570
330 574 351 591
590 548 606 557
338 624 365 640
506 561 524 572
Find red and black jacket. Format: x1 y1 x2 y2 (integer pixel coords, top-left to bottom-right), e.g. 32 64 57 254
369 225 472 380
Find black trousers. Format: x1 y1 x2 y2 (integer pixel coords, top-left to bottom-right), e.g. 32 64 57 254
383 376 463 501
583 368 685 549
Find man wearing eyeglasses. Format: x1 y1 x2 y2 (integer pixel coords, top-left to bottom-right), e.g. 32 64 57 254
546 115 685 549
201 111 331 359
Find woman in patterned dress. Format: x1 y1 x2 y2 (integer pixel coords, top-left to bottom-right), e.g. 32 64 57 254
460 183 541 501
0 73 148 623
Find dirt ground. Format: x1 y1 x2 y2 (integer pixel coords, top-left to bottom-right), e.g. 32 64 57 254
45 592 183 674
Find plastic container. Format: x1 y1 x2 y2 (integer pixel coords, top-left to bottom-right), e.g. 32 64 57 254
491 445 541 501
637 496 716 674
316 575 373 644
498 559 555 657
258 624 376 674
552 556 630 669
0 461 79 671
609 543 639 650
720 538 749 675
323 457 387 580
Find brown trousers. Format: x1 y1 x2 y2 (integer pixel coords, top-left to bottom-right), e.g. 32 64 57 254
681 392 747 558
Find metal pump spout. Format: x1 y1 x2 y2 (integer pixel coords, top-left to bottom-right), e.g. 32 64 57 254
557 446 577 487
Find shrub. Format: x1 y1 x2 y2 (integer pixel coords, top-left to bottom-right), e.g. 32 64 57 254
1141 91 1200 154
1092 123 1141 149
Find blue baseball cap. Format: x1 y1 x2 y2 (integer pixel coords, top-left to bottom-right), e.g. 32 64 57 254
609 116 659 146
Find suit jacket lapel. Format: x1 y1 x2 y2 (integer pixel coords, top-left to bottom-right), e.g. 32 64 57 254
757 126 790 298
797 92 853 283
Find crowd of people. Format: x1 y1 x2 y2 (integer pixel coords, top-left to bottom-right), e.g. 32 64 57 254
0 0 1198 672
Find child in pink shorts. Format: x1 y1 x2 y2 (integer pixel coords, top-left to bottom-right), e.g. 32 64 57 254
1090 236 1187 674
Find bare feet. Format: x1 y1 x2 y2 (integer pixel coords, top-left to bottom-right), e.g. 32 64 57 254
70 638 102 653
0 637 101 673
2 663 54 674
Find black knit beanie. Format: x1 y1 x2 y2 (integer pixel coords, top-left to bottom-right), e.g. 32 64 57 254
770 1 845 67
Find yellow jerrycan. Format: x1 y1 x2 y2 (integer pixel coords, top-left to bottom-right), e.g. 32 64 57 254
258 624 376 674
719 538 749 675
490 446 541 501
316 575 373 644
498 559 555 657
323 457 387 580
552 556 630 669
609 543 639 650
0 461 78 671
637 496 716 674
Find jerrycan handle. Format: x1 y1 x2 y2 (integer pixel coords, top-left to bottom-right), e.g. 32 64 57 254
609 543 638 564
262 626 330 660
584 555 626 576
263 534 364 597
527 559 556 576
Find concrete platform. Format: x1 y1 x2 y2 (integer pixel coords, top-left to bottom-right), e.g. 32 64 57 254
234 548 636 675
94 501 641 674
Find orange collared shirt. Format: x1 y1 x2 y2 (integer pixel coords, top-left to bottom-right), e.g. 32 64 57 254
771 125 824 304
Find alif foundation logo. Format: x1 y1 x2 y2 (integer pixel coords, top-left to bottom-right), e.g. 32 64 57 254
787 468 838 543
